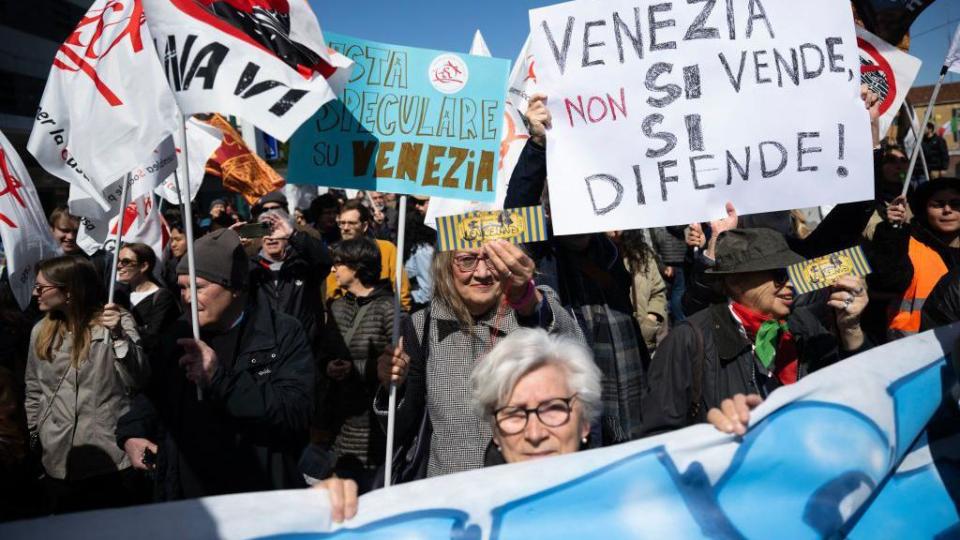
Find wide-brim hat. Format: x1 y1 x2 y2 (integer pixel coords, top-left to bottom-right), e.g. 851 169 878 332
909 177 960 218
705 228 805 275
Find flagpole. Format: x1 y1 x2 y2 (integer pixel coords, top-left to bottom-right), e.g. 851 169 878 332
176 115 204 401
384 194 408 488
106 173 131 305
903 103 930 182
901 66 948 198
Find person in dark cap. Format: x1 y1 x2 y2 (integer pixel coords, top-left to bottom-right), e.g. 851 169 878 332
253 190 289 220
870 177 960 340
641 228 869 436
116 229 315 500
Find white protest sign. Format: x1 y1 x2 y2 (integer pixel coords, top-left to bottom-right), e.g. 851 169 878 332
529 0 873 235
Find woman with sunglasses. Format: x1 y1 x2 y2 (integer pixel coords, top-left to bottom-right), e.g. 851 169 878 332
116 243 179 347
25 256 147 513
375 240 583 480
641 228 869 436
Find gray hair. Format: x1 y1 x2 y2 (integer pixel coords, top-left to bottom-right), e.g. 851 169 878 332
470 328 602 426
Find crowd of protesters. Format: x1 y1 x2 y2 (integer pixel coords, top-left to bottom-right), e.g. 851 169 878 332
1 82 959 523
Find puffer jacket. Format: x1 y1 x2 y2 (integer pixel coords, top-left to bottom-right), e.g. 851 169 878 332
317 283 395 467
24 312 146 480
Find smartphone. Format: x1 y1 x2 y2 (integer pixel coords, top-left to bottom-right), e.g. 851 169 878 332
236 222 270 238
142 448 157 468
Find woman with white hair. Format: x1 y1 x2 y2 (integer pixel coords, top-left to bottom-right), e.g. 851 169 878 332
317 328 601 521
471 328 602 465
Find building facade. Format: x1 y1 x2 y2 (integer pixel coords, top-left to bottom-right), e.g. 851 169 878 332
908 81 960 178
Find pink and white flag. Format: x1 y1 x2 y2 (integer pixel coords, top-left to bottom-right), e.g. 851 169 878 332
142 0 354 141
0 130 60 309
27 0 179 211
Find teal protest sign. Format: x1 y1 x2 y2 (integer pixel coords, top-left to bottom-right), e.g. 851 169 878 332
288 32 510 202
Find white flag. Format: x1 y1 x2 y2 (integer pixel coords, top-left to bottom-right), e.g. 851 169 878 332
27 0 179 211
142 0 353 141
0 131 60 309
105 195 167 260
155 118 223 204
856 27 922 139
946 23 960 75
426 35 535 229
470 30 491 57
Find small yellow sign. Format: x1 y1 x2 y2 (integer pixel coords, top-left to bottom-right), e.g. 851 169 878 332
786 246 872 295
436 206 547 251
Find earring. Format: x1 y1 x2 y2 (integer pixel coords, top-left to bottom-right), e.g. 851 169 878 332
581 437 588 444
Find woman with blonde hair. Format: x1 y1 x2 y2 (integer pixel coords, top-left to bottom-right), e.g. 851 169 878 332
375 241 584 480
25 256 147 513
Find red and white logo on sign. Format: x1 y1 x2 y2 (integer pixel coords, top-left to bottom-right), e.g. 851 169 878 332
53 0 146 107
858 37 897 118
429 54 469 94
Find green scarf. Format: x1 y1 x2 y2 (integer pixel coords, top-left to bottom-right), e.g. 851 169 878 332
755 319 789 369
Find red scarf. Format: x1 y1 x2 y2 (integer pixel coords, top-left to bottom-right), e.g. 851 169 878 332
729 302 799 385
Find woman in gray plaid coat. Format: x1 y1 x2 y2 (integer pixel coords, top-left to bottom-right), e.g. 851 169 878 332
375 240 584 478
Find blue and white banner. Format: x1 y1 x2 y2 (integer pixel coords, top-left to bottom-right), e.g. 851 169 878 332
287 33 510 202
4 326 959 539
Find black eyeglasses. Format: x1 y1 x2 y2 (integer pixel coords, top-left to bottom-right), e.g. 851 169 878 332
494 395 578 435
453 253 494 273
117 258 139 268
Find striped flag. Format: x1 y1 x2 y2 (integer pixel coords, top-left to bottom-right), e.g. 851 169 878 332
435 205 546 252
787 246 872 295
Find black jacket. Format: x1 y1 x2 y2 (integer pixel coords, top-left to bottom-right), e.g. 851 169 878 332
130 286 181 350
249 230 331 347
869 220 960 296
921 266 960 331
641 302 868 435
116 299 315 500
922 133 950 172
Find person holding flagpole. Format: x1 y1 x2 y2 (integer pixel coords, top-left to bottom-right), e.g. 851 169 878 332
116 229 315 501
25 256 147 513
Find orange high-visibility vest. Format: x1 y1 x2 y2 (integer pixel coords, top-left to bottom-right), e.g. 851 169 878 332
888 237 949 336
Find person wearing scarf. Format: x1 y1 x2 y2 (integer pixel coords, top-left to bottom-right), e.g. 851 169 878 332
641 228 869 436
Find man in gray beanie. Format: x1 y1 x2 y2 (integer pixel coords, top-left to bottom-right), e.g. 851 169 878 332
117 228 315 500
